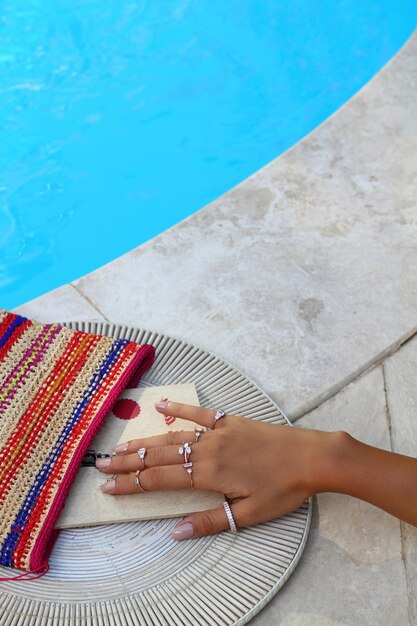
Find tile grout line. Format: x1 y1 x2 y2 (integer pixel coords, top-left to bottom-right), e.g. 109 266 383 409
290 326 417 423
382 361 413 626
69 283 111 322
289 361 380 423
381 363 393 451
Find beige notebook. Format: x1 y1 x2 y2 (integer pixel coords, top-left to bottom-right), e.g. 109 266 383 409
55 384 223 529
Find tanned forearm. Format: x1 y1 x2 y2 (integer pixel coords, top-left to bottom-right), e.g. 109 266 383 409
313 431 417 527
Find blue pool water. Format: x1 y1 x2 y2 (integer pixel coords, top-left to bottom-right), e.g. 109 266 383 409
1 1 417 310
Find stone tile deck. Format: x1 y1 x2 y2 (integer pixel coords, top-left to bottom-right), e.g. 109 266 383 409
10 28 417 626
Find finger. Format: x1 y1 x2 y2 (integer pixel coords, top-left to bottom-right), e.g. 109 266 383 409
96 442 202 473
111 430 198 455
99 463 204 494
171 499 255 540
154 401 228 429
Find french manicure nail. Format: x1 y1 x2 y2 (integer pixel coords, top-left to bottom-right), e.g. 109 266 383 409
155 401 168 410
100 479 115 492
95 457 111 469
171 522 194 541
112 442 128 454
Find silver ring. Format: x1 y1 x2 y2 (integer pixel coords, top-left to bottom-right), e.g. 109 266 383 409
223 501 237 533
212 409 226 429
183 462 194 488
137 447 147 465
194 427 204 442
134 469 146 492
179 442 192 463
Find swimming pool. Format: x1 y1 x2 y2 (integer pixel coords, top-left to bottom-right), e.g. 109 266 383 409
1 1 416 310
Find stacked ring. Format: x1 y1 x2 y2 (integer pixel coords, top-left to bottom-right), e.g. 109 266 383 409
212 409 226 429
194 427 204 442
183 462 194 488
137 447 146 464
179 442 192 463
223 501 237 533
134 469 146 492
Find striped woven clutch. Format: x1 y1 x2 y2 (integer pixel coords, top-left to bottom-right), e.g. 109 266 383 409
0 309 155 578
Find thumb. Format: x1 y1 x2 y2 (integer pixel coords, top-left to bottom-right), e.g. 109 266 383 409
171 499 253 540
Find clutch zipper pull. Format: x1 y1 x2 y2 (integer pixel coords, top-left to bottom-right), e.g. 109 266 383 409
81 449 113 467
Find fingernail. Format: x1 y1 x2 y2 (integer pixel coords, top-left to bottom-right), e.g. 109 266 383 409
112 442 128 454
100 479 115 492
155 401 168 410
172 522 194 541
95 457 111 469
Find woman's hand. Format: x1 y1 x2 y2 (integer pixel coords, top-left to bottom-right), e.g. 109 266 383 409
96 401 338 540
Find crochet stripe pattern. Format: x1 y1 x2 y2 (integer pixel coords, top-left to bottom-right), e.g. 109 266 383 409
0 310 155 573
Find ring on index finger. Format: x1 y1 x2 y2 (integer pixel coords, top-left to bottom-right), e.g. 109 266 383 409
212 409 226 429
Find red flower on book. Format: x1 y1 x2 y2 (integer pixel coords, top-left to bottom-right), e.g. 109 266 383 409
113 398 141 420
